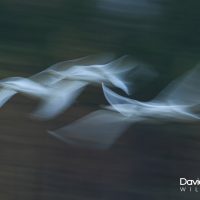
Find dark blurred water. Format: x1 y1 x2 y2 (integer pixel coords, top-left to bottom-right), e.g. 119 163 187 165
0 1 200 199
0 1 200 71
0 0 200 95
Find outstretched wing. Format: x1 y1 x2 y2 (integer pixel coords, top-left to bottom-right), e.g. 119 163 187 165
0 89 16 108
48 110 131 149
0 77 47 108
102 83 143 117
32 80 88 120
153 65 200 106
31 53 115 86
101 56 157 95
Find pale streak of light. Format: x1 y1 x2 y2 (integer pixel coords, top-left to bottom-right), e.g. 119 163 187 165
0 54 141 119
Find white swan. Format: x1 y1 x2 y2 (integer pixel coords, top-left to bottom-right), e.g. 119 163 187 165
0 54 139 119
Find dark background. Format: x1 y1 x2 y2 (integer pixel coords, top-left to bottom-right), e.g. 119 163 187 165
0 0 200 199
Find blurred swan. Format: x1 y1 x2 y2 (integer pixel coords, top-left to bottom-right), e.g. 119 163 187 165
0 54 147 119
0 54 113 102
49 65 200 149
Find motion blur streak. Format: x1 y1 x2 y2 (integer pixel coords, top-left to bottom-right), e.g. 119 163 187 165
0 54 143 120
50 65 200 149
